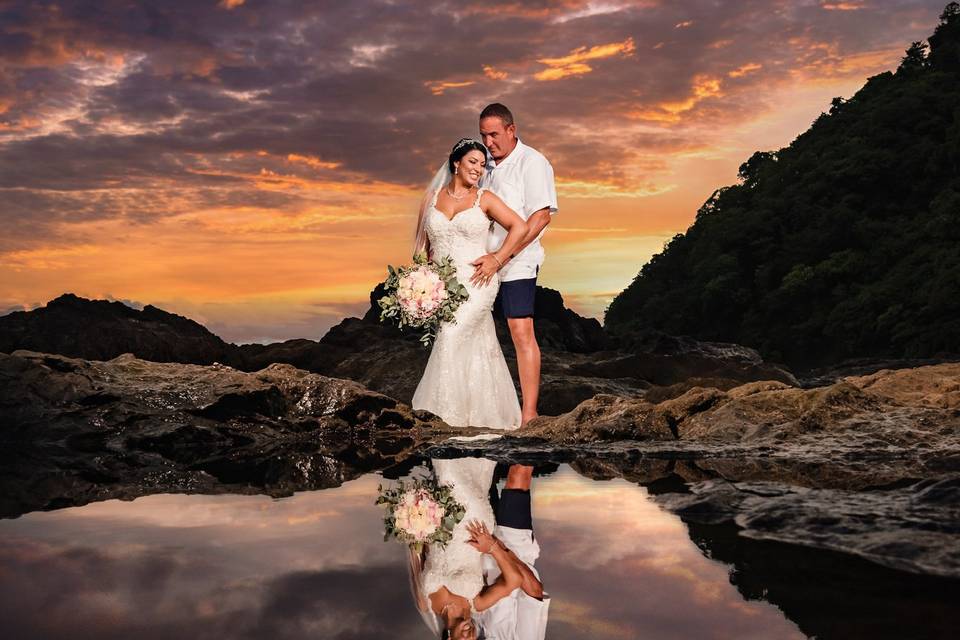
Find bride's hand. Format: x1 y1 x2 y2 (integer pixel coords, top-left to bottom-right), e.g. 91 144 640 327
466 520 497 553
469 254 500 287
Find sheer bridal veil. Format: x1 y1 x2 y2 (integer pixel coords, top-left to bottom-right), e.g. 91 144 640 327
412 162 452 259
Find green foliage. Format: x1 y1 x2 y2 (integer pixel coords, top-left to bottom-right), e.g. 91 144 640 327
605 5 960 368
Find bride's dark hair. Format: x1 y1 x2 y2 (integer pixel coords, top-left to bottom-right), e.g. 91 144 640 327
448 138 487 173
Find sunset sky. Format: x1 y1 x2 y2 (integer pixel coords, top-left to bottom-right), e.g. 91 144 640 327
0 0 949 343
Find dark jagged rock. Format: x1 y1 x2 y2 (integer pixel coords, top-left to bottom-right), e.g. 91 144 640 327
0 293 234 365
2 292 799 418
504 286 611 354
589 330 797 386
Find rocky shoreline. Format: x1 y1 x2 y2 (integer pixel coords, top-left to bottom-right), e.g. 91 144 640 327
2 292 960 581
3 345 959 579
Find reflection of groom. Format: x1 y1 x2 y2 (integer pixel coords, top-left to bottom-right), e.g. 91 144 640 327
475 103 558 426
480 464 549 639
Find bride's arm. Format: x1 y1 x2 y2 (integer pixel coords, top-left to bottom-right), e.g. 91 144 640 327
469 191 528 286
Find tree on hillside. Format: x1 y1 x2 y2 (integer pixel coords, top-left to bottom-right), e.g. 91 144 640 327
928 1 960 71
898 41 929 72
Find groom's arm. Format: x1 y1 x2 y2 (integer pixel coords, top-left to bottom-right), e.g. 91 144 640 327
503 207 551 264
495 538 544 599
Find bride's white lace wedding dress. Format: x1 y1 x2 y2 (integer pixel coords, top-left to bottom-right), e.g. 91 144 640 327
411 187 522 430
419 457 498 606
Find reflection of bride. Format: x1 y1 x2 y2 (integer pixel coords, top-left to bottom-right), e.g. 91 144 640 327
408 458 522 638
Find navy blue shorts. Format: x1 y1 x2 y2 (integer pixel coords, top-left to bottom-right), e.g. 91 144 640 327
495 267 538 319
493 488 533 530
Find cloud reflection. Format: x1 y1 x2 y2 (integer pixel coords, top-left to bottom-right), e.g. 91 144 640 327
0 465 809 639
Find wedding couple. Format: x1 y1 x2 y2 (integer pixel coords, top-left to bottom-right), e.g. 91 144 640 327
410 458 548 639
411 103 557 431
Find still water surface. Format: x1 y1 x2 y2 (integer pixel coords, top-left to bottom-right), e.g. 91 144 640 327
0 463 833 639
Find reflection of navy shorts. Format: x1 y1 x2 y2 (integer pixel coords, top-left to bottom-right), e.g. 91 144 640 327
491 488 533 530
495 266 538 319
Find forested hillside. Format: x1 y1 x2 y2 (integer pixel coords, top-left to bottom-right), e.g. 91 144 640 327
605 3 960 368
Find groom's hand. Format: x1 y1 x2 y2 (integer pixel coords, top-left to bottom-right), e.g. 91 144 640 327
469 254 499 287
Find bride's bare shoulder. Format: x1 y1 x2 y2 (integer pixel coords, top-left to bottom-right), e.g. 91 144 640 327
479 188 504 208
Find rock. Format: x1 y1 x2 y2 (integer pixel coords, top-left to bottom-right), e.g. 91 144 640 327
519 394 675 443
575 330 798 388
0 292 801 418
845 362 960 409
0 293 233 365
520 364 960 452
0 350 437 518
653 478 960 578
797 356 959 388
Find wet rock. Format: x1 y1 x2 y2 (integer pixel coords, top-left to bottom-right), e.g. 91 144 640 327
654 478 960 578
681 519 960 640
846 362 960 409
520 394 675 443
0 350 437 518
520 364 960 455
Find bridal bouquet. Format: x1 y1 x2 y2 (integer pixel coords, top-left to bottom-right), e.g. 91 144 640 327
378 252 469 346
376 475 466 553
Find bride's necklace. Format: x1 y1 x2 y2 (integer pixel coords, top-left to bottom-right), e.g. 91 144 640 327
446 184 475 200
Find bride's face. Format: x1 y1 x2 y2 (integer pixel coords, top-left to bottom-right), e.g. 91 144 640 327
456 150 485 187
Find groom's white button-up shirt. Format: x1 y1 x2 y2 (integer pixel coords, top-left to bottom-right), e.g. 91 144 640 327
481 138 558 282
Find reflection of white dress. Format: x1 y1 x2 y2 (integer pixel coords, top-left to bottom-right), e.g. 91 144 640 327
411 188 522 430
420 458 498 603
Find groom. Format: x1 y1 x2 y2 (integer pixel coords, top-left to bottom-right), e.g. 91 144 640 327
474 103 558 426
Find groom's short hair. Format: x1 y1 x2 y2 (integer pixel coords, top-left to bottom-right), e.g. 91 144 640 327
480 103 514 127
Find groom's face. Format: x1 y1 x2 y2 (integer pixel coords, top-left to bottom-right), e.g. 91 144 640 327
479 116 517 162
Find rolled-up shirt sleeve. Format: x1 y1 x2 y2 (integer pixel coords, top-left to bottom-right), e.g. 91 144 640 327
522 154 558 217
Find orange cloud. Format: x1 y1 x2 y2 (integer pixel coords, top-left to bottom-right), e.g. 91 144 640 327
483 65 508 80
728 62 763 77
219 0 246 8
709 39 734 49
628 74 724 122
535 37 636 81
425 80 476 95
285 153 342 170
675 20 694 28
556 178 676 199
821 0 865 9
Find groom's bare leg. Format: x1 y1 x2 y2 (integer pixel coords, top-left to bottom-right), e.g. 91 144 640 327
505 464 533 490
507 317 540 425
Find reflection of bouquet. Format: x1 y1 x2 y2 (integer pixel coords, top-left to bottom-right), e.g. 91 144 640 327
378 252 469 346
376 475 466 553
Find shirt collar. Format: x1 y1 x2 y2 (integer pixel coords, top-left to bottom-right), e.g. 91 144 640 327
487 137 525 170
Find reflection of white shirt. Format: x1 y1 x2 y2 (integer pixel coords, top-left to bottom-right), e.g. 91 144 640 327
481 139 558 282
479 526 550 640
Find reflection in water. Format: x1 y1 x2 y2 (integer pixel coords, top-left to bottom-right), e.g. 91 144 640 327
404 458 550 638
0 465 806 639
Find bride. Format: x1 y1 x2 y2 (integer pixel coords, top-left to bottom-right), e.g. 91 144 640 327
411 138 529 431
